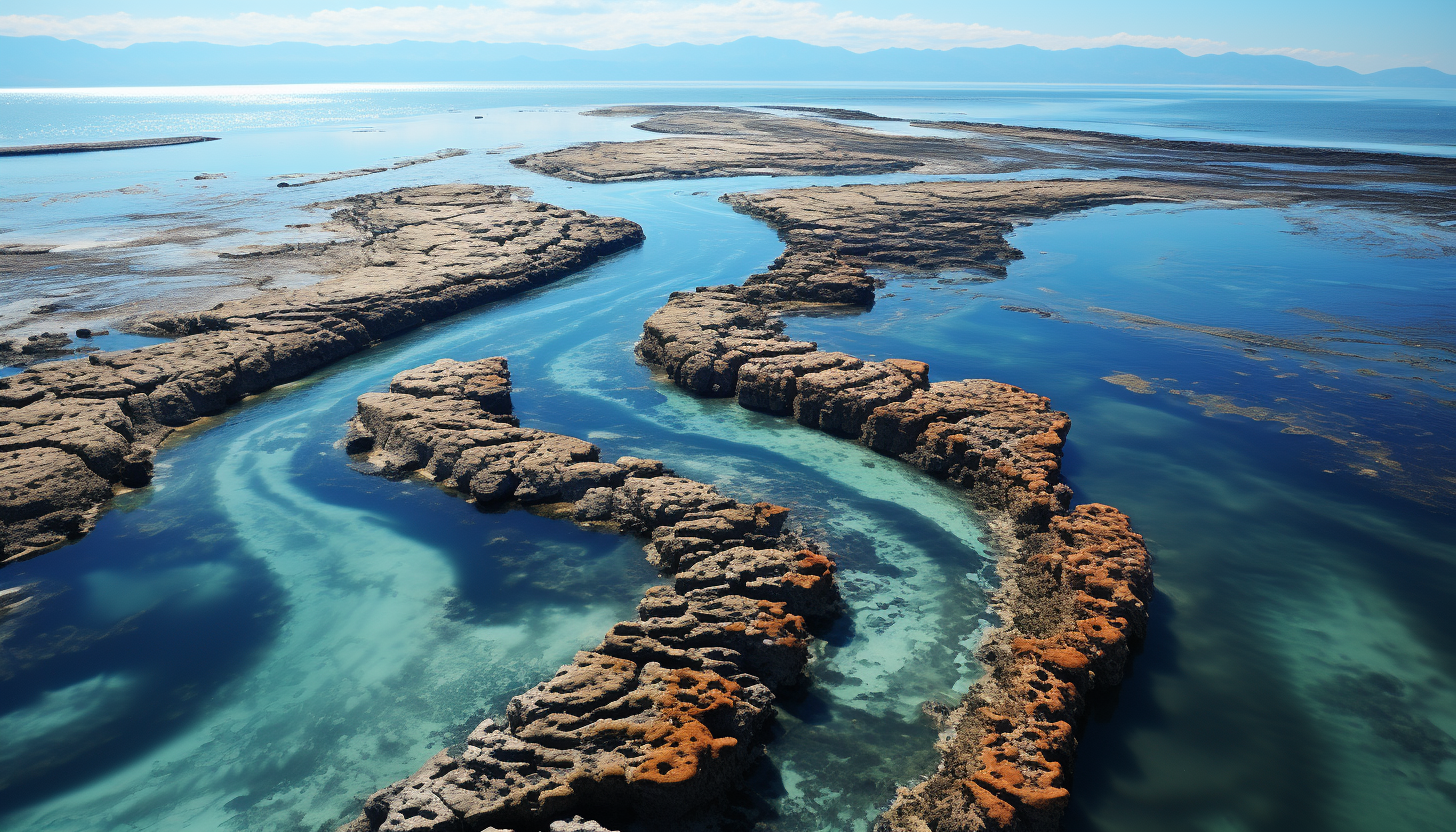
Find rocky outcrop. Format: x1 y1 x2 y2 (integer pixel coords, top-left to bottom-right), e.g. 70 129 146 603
513 108 1456 223
512 107 1012 183
723 178 1201 277
635 180 1154 832
0 136 219 156
0 332 81 367
0 184 643 564
876 504 1151 832
338 357 838 832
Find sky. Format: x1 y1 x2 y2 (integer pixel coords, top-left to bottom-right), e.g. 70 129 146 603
0 1 1451 73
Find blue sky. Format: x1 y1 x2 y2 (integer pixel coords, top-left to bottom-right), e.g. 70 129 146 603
1 1 1451 73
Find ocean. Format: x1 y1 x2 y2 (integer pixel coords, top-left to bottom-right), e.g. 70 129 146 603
0 83 1453 832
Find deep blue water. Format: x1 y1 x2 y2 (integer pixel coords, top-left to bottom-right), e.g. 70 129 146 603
0 84 1453 832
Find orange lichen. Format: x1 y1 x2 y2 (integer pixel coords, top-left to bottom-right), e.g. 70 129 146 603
1077 614 1126 647
780 549 835 591
751 501 791 531
965 779 1016 827
753 599 808 646
631 668 742 785
967 741 1070 817
1010 637 1090 671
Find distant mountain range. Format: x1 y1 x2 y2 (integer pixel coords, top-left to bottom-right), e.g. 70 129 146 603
3 35 1453 88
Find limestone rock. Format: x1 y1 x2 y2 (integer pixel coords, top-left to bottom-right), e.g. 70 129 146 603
388 357 513 416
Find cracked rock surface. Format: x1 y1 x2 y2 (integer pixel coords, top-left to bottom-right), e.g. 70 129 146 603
0 184 643 564
339 357 838 832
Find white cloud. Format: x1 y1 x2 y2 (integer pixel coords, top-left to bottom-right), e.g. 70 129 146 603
0 1 1395 71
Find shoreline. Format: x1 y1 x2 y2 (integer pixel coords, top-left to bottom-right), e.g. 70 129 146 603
336 357 839 832
0 136 220 156
0 184 643 564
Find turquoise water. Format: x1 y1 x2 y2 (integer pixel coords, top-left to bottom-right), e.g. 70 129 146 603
0 85 1453 832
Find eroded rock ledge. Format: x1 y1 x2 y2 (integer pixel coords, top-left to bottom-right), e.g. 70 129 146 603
0 136 219 156
339 357 838 832
724 177 1214 278
513 106 1456 222
636 180 1155 831
0 184 643 564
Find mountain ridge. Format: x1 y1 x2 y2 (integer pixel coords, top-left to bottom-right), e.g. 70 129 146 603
2 35 1453 88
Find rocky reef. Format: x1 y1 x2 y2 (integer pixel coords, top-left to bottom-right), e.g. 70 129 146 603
0 184 643 564
639 179 1203 402
512 106 1009 183
338 357 838 832
636 179 1155 832
723 178 1205 277
0 136 219 156
514 107 1455 222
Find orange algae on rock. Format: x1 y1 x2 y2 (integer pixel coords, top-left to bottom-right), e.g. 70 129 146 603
780 549 835 591
634 669 743 784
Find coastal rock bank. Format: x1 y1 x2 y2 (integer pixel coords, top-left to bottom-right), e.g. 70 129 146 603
339 357 838 831
0 136 219 156
513 106 1008 182
514 107 1456 223
0 184 643 564
636 179 1155 832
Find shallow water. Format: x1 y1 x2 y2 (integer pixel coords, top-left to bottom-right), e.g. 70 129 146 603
0 84 1453 832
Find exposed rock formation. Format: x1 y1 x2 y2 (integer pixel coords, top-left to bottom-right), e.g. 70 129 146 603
0 332 82 367
924 119 1456 196
513 107 1012 182
272 147 468 187
513 107 1456 222
0 184 643 564
635 179 1154 832
0 136 219 156
724 178 1204 277
338 357 838 832
639 180 1202 405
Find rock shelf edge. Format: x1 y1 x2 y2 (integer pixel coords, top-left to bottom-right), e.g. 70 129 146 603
337 356 840 832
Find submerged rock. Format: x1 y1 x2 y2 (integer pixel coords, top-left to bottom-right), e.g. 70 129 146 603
339 357 839 832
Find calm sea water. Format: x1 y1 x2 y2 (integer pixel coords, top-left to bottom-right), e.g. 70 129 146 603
0 84 1453 832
